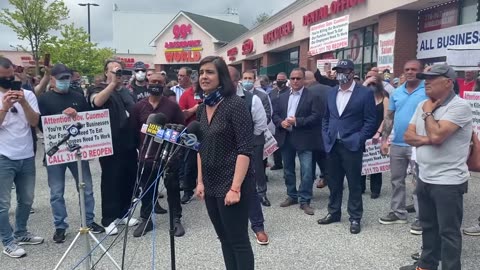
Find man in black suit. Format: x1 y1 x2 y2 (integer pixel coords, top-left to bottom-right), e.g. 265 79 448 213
318 60 376 234
269 72 290 170
273 68 321 215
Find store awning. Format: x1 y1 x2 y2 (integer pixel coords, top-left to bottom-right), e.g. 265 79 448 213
259 61 298 77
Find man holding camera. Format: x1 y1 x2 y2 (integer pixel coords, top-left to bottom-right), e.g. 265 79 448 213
0 56 43 258
88 60 139 235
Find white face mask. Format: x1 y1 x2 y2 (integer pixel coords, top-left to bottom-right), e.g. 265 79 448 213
135 71 146 81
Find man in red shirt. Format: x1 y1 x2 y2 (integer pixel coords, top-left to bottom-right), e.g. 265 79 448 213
458 70 478 98
178 84 202 203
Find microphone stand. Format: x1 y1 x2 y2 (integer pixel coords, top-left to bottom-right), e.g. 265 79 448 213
52 142 121 270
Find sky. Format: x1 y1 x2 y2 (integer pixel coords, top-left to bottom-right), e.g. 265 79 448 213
0 0 296 50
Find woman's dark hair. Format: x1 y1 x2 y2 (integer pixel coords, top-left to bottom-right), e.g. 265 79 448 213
196 56 235 97
373 74 389 98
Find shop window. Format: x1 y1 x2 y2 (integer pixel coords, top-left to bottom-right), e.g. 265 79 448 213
289 49 299 66
461 0 479 24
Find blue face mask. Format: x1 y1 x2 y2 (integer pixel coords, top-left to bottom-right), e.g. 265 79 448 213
242 80 254 91
56 79 71 92
204 87 224 107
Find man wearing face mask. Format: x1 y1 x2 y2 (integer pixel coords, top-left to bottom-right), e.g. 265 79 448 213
130 72 186 237
259 75 272 95
129 61 149 101
37 63 105 243
69 70 84 96
269 72 290 171
319 60 376 234
0 56 43 258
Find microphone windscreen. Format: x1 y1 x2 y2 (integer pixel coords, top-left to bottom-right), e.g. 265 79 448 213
147 113 168 125
186 121 202 140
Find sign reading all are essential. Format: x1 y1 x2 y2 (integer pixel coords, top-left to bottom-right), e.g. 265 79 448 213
417 21 480 59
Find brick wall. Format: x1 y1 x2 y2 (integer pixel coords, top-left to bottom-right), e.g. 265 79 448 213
299 39 310 69
242 60 254 73
379 10 418 77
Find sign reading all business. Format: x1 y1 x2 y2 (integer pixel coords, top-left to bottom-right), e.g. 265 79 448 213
377 31 395 73
309 15 349 56
417 21 480 59
164 23 202 63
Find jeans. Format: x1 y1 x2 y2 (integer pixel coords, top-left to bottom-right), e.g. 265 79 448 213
46 160 95 229
0 156 35 246
417 179 466 270
253 144 267 197
281 142 313 205
205 195 254 270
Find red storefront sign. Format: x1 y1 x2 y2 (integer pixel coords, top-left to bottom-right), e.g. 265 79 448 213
418 1 459 33
303 0 366 26
173 24 192 39
227 47 238 61
164 23 203 63
117 57 150 68
242 39 254 55
263 21 294 44
165 51 202 63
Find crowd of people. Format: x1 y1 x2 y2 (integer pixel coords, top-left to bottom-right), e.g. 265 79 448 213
0 54 479 270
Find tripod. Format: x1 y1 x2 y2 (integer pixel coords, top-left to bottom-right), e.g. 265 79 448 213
53 143 121 270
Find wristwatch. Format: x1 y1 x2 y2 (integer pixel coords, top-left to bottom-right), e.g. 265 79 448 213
422 112 433 120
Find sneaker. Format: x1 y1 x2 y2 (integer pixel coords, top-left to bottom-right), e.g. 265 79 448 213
174 219 185 237
406 204 416 213
105 222 118 236
116 217 139 227
3 242 26 258
463 224 480 236
255 231 269 245
411 251 421 261
53 229 66 243
88 222 105 234
181 192 193 204
379 212 408 225
133 219 153 238
410 220 423 235
15 232 44 245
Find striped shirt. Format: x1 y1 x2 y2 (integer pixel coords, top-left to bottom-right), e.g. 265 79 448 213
170 85 185 103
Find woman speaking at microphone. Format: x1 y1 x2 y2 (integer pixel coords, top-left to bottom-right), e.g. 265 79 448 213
195 56 255 270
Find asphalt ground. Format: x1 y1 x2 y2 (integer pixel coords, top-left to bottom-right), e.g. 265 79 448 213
1 141 479 269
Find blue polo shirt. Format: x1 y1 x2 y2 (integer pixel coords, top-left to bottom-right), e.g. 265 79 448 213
389 81 427 146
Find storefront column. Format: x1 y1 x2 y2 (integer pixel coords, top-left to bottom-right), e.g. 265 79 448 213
262 52 280 67
155 64 165 72
379 10 418 77
299 39 310 70
242 60 254 72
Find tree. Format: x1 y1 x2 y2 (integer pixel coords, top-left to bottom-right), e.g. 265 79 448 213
252 12 271 27
41 23 115 77
0 0 69 75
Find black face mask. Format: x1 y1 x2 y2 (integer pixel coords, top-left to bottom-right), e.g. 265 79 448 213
276 80 287 88
0 76 15 89
148 84 164 96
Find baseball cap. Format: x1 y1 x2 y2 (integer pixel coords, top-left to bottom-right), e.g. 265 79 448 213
133 61 146 70
416 64 457 80
332 60 354 71
51 63 72 80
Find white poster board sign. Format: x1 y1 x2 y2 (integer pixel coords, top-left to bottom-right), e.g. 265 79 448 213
377 31 396 73
464 92 480 137
362 139 390 176
309 15 349 56
42 109 113 165
263 129 278 160
316 59 338 76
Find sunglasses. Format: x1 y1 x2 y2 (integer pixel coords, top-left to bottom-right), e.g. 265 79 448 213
290 77 303 81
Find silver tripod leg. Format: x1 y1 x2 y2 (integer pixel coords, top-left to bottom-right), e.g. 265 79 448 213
54 149 120 270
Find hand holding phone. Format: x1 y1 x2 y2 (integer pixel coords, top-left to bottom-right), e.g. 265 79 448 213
44 53 51 67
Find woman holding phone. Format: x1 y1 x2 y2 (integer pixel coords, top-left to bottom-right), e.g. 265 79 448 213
195 56 255 270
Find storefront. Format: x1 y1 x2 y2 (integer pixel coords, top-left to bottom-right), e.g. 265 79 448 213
217 0 480 79
150 11 248 80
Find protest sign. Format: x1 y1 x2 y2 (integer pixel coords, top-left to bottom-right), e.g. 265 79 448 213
362 139 390 176
377 31 395 73
309 15 349 56
42 109 113 165
464 91 480 136
263 129 279 160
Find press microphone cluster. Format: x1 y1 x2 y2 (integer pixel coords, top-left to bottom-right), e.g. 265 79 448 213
46 122 84 156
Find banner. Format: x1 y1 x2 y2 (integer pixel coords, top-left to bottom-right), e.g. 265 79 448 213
263 129 278 160
464 92 480 136
377 31 395 73
316 59 338 76
361 139 390 176
446 46 480 70
417 21 480 59
42 109 113 165
309 15 349 56
418 1 459 33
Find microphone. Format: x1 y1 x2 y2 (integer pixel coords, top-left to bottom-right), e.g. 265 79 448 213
161 124 184 163
167 121 202 163
46 122 83 156
143 113 167 159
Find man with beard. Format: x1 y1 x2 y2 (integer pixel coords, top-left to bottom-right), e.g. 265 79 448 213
129 61 149 101
130 72 186 237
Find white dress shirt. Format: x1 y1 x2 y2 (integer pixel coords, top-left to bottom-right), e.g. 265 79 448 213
336 81 355 116
251 95 268 136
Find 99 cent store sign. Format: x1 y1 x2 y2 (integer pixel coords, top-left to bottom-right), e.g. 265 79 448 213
42 109 113 165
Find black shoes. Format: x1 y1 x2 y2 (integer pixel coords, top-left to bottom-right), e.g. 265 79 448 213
154 202 168 214
181 192 193 204
53 229 66 243
350 221 361 234
317 214 341 225
260 196 271 207
370 193 380 199
174 219 185 237
88 222 105 234
406 204 416 213
270 165 283 170
133 219 153 237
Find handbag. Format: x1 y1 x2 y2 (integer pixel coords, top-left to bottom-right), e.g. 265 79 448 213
467 132 480 172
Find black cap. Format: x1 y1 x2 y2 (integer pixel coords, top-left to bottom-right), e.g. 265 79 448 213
133 61 146 70
51 64 72 79
333 60 354 71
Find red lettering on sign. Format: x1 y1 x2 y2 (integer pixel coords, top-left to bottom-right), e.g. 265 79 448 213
164 51 202 63
303 0 365 26
164 40 202 49
173 24 192 39
263 21 294 44
242 39 254 55
227 47 238 62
